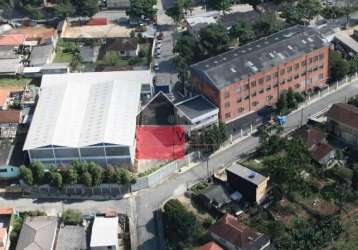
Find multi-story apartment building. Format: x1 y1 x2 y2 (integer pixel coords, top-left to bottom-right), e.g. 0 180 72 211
190 26 330 123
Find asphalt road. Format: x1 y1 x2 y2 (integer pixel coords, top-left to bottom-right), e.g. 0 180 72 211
135 81 358 250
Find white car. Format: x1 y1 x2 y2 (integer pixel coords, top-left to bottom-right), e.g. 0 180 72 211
155 53 160 58
154 63 159 71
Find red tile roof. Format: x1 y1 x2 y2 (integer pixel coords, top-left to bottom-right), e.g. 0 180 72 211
327 103 358 130
0 207 14 215
198 241 223 250
311 143 334 162
0 34 25 46
208 214 260 249
0 110 21 124
87 18 108 26
292 126 324 148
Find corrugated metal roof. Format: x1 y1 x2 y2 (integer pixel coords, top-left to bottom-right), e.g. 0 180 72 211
23 71 152 150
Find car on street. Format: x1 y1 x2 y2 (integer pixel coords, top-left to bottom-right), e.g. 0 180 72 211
154 63 159 71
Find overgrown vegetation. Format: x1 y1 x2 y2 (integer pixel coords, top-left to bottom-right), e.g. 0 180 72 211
20 161 136 188
62 209 82 225
277 87 305 114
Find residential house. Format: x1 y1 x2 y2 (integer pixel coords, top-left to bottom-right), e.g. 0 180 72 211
0 34 25 47
56 225 87 250
10 26 58 47
0 208 15 250
106 38 139 57
199 241 224 250
208 213 270 250
29 44 55 67
16 216 58 250
191 25 329 123
327 103 358 150
0 46 22 75
90 216 118 250
226 163 269 204
0 110 21 139
199 184 231 210
292 125 335 166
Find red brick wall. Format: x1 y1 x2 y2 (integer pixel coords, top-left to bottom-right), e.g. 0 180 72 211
192 46 330 123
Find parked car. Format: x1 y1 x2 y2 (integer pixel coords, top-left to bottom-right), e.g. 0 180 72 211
158 32 164 40
155 53 160 58
154 63 159 71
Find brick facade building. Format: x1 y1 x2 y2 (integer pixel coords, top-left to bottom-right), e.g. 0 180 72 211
191 26 330 123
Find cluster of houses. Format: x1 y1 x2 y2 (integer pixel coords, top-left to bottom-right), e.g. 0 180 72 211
0 208 125 250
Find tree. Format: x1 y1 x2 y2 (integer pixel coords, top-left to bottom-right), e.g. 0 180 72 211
199 23 230 58
329 51 349 82
349 56 358 74
229 19 255 45
63 166 78 185
115 168 135 185
20 166 33 185
104 165 116 183
30 161 45 184
87 162 103 186
62 209 82 225
51 172 63 189
81 172 92 187
207 0 233 14
254 11 284 37
54 0 75 18
166 2 184 24
286 87 297 109
102 52 120 66
277 92 288 114
296 0 321 22
127 0 157 21
71 0 98 17
201 122 227 153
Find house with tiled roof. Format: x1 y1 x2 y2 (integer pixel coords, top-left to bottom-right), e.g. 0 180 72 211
199 241 223 250
0 34 25 46
291 125 335 166
327 103 358 151
208 214 270 250
106 38 139 57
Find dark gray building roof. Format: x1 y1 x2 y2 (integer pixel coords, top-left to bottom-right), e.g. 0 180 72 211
107 0 130 9
191 25 328 90
221 10 260 27
201 184 231 206
175 95 218 120
57 225 87 250
16 216 58 250
29 44 53 66
226 163 268 186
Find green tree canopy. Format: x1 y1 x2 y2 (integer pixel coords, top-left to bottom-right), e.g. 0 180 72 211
127 0 157 21
20 166 33 185
30 161 45 184
207 0 234 14
229 18 255 45
199 23 230 58
329 51 349 82
62 209 82 225
87 162 103 186
254 11 284 37
81 172 92 187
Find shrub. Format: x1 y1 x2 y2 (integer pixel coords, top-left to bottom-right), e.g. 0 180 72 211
62 209 82 225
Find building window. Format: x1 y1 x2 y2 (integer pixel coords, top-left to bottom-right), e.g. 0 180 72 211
252 101 259 106
295 63 299 70
280 80 285 85
238 107 244 113
252 92 257 97
224 92 230 98
301 61 306 67
308 58 313 64
280 69 285 75
301 72 306 77
287 66 292 72
319 53 324 60
314 56 318 62
265 75 271 81
319 64 324 69
244 95 249 100
224 102 230 108
244 84 249 90
237 97 242 103
225 112 231 119
251 81 256 87
273 72 278 78
259 78 264 84
294 74 299 79
259 89 264 94
287 76 292 82
236 87 241 93
295 83 300 89
319 73 324 80
273 83 278 88
266 95 273 101
266 86 271 91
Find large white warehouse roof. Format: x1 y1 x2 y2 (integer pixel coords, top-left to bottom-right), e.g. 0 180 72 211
23 71 151 150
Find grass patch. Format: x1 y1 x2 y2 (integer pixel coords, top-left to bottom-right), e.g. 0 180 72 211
0 77 32 87
54 50 74 63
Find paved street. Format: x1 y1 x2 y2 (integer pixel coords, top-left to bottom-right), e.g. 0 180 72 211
135 80 358 250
